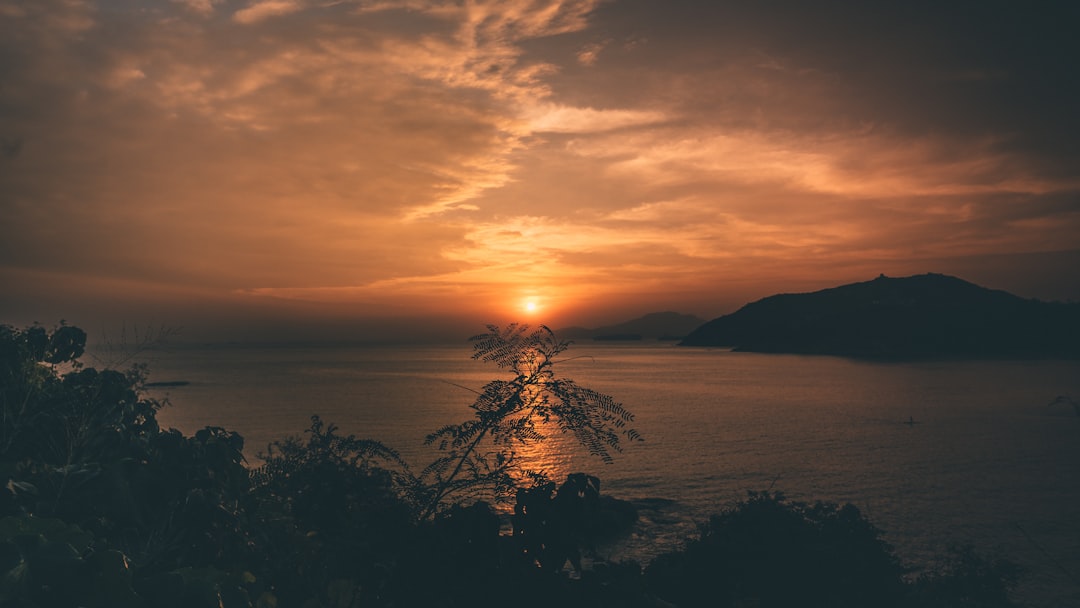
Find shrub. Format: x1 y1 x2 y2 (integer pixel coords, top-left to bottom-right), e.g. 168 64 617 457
645 491 906 608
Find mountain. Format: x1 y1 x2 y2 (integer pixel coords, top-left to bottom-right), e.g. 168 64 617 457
679 273 1080 359
560 311 707 341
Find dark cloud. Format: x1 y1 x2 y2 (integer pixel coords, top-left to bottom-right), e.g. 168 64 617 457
566 1 1079 155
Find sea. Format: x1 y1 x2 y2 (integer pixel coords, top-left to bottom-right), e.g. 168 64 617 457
123 341 1080 607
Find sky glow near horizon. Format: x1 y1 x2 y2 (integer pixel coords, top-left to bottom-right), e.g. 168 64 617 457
2 0 1079 340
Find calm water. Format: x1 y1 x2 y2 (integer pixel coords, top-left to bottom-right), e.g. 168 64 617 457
134 342 1080 607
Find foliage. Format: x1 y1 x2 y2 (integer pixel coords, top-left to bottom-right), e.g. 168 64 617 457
1 324 254 606
645 491 907 607
644 491 1024 608
904 544 1022 608
246 416 416 607
416 324 641 518
512 472 635 574
0 515 141 608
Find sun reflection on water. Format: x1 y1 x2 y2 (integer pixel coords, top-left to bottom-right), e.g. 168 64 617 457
506 419 582 488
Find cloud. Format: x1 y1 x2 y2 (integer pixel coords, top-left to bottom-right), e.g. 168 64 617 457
352 1 606 104
577 128 1076 200
522 103 666 133
576 40 609 65
173 0 220 16
233 0 305 24
0 0 620 284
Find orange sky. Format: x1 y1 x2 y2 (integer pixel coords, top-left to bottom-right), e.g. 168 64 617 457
2 1 1079 341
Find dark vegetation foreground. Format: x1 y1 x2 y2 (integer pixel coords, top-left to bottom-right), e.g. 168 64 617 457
0 323 1021 607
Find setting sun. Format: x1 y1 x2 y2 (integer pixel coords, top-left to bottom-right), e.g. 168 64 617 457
523 299 539 314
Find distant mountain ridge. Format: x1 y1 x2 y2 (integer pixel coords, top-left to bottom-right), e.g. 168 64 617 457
679 273 1080 359
560 311 707 341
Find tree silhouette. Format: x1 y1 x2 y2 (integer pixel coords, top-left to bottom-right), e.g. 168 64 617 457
414 324 641 519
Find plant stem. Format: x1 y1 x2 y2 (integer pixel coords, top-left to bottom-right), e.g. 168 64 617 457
419 385 529 521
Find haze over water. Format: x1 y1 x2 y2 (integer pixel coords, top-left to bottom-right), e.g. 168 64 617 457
140 341 1080 608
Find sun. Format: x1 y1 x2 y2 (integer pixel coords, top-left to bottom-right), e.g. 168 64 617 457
523 298 540 314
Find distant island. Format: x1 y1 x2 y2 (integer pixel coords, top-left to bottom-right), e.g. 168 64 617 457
559 311 707 342
679 273 1080 359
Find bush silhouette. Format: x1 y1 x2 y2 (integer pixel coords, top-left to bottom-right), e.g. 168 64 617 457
247 416 416 606
1 324 253 606
645 491 907 607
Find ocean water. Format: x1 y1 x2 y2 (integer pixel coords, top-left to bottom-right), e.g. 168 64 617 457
134 342 1080 607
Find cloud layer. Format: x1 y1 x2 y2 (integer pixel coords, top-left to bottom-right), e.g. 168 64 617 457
2 0 1078 337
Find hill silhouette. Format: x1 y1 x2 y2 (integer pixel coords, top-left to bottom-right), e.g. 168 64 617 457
560 311 707 341
679 273 1080 359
